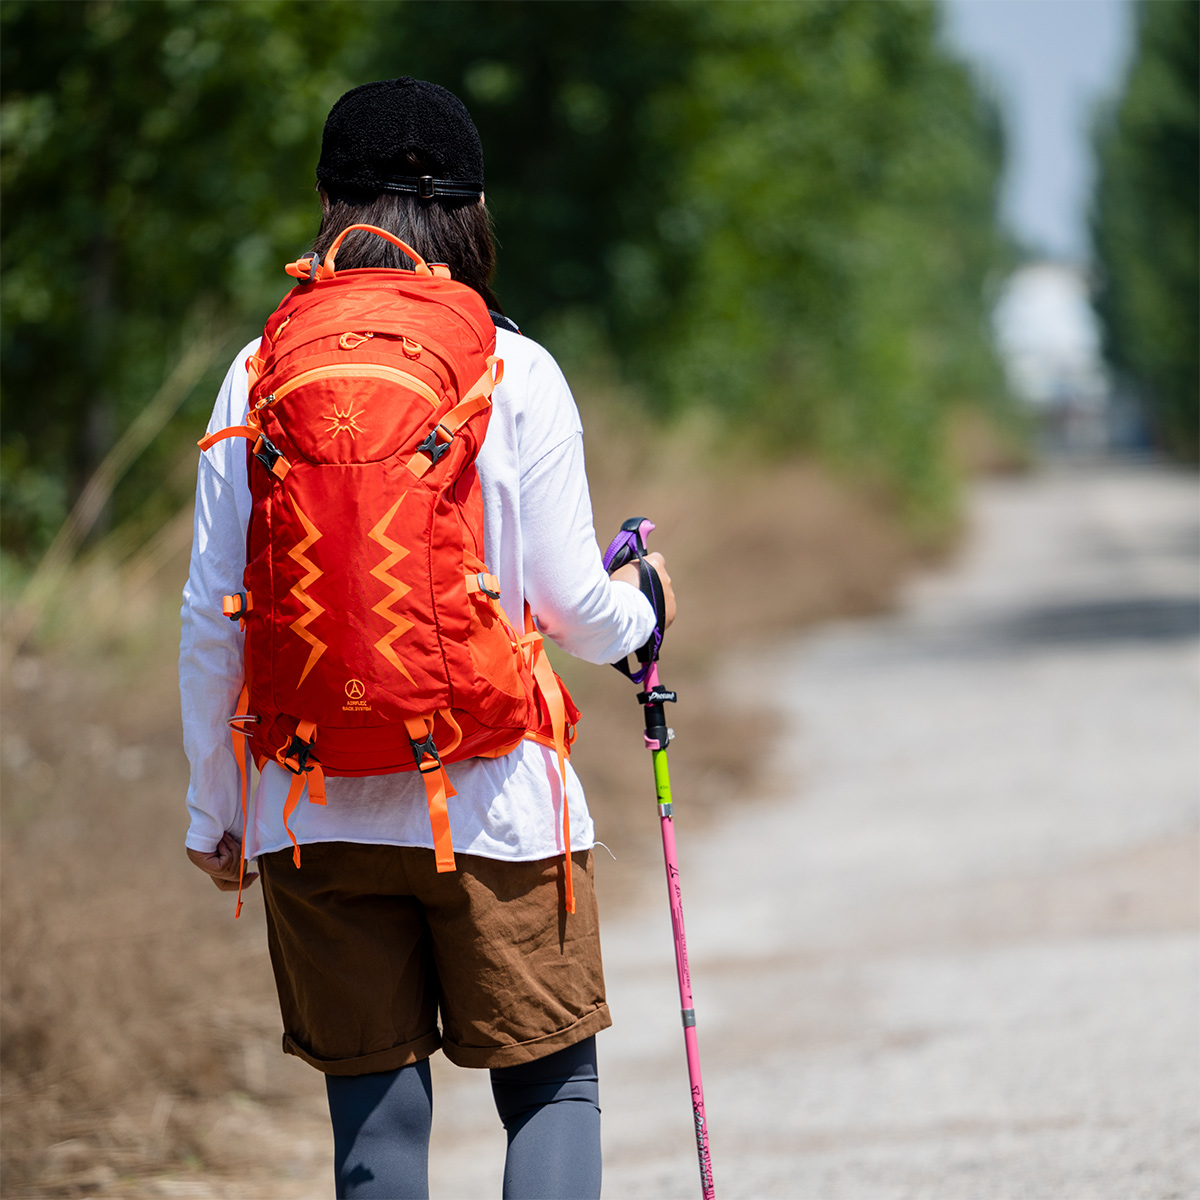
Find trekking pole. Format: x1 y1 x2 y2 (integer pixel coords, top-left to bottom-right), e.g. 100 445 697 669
603 517 716 1200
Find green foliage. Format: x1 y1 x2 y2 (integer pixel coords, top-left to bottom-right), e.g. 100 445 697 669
1 0 1010 557
364 1 1010 521
636 1 1010 517
1 0 362 553
1092 0 1199 460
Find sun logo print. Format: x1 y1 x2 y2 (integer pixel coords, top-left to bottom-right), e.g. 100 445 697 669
325 402 366 441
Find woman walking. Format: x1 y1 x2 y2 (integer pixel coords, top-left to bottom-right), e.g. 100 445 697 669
179 77 674 1198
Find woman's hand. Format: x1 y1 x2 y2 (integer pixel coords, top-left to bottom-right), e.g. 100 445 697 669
187 830 257 893
611 551 676 630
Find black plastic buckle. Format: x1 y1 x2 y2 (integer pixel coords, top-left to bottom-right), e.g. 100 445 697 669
224 592 248 621
477 573 501 600
254 434 284 473
282 734 313 774
418 175 435 200
417 426 452 464
410 732 442 773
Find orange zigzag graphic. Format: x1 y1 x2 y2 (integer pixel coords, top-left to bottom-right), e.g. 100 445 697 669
287 500 327 687
368 496 415 683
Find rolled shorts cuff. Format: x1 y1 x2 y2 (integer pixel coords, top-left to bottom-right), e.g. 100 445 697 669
282 1029 442 1076
442 1002 612 1070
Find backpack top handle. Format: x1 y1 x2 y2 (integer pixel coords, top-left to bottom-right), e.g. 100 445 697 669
285 224 451 283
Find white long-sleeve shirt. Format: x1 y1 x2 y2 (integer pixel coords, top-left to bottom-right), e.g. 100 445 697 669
179 327 655 861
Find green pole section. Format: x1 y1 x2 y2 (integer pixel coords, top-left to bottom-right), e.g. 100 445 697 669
652 747 673 811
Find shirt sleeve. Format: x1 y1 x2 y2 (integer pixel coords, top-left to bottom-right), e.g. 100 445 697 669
178 347 255 852
517 351 656 665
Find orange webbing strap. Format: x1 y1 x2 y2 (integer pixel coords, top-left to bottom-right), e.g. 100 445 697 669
276 720 323 868
228 683 255 918
307 762 327 805
404 715 458 873
282 771 307 869
223 591 253 623
246 330 271 391
529 637 575 914
197 424 291 480
437 708 464 758
465 571 502 614
198 425 259 451
406 358 504 478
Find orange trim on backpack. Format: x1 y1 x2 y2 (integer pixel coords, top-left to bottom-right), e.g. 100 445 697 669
266 363 440 410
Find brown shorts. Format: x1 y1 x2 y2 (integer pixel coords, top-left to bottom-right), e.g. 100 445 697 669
258 843 609 1074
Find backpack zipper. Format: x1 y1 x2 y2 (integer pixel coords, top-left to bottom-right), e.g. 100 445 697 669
259 363 441 409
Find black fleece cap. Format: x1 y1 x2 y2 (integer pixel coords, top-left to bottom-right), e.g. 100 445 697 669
316 77 484 200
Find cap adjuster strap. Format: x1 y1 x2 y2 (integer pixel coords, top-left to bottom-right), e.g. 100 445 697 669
380 174 484 201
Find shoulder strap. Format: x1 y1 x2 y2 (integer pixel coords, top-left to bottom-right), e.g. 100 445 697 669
490 310 521 334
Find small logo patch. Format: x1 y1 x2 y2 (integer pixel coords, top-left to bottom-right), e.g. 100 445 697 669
343 677 372 713
326 403 366 440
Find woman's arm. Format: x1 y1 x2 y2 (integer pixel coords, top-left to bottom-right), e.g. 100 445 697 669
179 455 248 855
520 429 665 665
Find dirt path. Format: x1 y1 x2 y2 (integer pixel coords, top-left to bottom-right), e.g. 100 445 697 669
422 462 1198 1198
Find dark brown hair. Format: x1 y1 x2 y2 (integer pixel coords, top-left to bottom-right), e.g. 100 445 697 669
313 171 501 313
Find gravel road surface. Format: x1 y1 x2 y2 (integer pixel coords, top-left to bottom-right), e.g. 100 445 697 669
426 462 1199 1199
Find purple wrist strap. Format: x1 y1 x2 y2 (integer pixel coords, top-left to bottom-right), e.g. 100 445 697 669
603 518 664 684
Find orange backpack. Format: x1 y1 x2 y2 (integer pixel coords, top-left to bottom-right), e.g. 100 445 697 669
199 225 580 912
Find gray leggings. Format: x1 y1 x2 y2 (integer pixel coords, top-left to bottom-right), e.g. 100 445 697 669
325 1036 602 1199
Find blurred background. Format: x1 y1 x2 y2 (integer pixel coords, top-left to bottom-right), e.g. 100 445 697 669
1 2 1195 1197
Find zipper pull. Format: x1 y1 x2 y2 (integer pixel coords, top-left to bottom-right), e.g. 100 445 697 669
339 331 374 350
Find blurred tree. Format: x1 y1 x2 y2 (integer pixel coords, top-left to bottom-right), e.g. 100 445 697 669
1 0 1010 557
638 1 1010 518
1092 0 1199 460
364 0 1009 521
0 0 363 554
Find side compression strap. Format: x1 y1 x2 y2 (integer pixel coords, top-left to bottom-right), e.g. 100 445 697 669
531 647 574 914
404 714 459 873
197 424 291 480
406 358 505 478
228 683 256 919
277 720 326 869
520 604 575 914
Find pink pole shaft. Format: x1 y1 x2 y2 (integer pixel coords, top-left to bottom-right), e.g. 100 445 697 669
659 808 716 1199
645 665 715 1198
